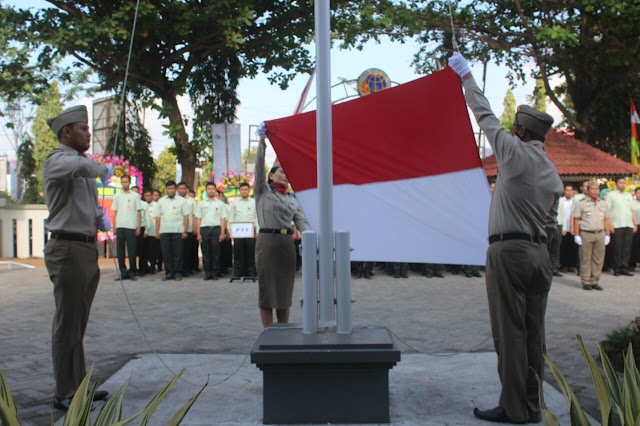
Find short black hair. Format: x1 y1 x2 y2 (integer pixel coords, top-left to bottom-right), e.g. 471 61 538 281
165 180 176 188
121 174 131 182
152 189 161 195
563 183 574 190
205 181 217 189
177 181 187 187
615 176 627 183
131 185 139 190
143 189 152 195
239 182 250 188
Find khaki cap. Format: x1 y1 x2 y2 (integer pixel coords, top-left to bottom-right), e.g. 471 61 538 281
515 105 553 138
46 105 88 135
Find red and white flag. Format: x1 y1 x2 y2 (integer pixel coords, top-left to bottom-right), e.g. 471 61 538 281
265 68 490 264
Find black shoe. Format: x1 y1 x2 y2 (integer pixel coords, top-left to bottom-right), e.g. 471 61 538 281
114 274 129 281
434 272 445 278
162 274 174 281
614 271 621 276
148 269 156 275
53 396 72 411
401 273 409 278
93 390 109 401
582 284 592 290
174 275 182 281
552 271 563 277
620 270 634 276
472 271 482 278
194 268 201 273
465 273 473 278
592 284 604 290
364 274 373 279
204 275 212 281
129 275 137 281
473 406 526 424
424 272 433 278
393 274 401 278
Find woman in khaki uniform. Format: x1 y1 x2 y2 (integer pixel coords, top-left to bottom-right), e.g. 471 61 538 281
255 125 310 327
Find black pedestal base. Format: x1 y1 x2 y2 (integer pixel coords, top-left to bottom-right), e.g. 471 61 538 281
251 324 401 424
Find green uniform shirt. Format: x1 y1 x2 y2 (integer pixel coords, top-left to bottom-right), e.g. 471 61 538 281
229 197 259 231
156 195 188 234
606 190 635 228
146 201 157 237
182 196 196 232
139 200 149 229
112 190 141 229
195 198 227 227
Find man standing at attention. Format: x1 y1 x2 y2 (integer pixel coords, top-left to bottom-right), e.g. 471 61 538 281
195 182 228 280
449 53 563 424
229 181 259 279
43 105 113 410
112 175 141 280
155 181 189 281
607 176 637 276
177 182 197 276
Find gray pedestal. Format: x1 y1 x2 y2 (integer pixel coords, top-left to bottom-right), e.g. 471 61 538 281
251 324 401 424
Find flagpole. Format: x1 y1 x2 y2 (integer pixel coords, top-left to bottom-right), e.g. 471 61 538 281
315 0 334 322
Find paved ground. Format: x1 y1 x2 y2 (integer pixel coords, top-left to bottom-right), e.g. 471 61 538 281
1 258 638 425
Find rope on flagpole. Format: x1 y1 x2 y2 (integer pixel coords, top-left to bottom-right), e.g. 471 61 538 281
447 1 459 51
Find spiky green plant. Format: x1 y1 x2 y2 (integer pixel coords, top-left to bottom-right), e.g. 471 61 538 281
543 335 640 425
0 364 207 426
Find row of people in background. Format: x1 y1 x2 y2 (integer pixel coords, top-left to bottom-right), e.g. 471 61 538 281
548 177 639 291
111 178 258 282
350 262 482 279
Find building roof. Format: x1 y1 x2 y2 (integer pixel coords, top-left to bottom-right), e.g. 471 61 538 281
482 130 640 179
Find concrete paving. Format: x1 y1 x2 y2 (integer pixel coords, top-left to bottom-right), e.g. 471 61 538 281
1 259 638 425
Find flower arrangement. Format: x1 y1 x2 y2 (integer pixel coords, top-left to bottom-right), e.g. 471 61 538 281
216 170 254 191
87 154 144 191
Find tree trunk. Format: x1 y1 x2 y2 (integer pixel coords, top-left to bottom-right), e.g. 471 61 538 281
167 96 197 188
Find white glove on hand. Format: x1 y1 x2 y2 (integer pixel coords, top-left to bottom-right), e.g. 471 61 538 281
605 235 611 246
448 52 471 78
257 122 267 140
97 213 112 232
574 235 582 246
100 164 114 184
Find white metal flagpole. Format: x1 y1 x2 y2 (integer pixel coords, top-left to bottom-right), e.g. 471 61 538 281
314 0 335 322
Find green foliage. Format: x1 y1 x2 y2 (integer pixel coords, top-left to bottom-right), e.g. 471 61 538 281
544 335 640 425
500 89 516 131
531 79 547 113
154 146 177 194
0 364 206 425
16 136 42 204
605 317 640 358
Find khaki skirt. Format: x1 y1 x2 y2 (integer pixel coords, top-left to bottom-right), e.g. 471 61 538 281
255 233 297 309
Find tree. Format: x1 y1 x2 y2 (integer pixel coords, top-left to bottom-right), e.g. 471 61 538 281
154 146 177 194
32 81 62 198
16 136 42 203
531 79 547 113
500 89 516 131
105 95 157 191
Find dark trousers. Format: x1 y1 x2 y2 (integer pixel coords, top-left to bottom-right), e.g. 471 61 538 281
200 227 221 277
136 227 146 273
546 225 562 272
233 237 256 277
559 232 578 268
160 233 183 276
45 239 100 399
220 238 233 273
612 227 634 273
191 235 200 270
352 261 374 277
631 230 640 269
116 228 137 276
183 234 195 273
144 235 159 271
485 240 551 423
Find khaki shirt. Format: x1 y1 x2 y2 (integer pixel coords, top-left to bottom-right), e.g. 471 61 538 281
195 198 227 227
574 198 611 232
229 197 259 232
43 144 108 236
156 195 188 234
606 190 635 228
254 142 310 231
463 77 563 238
112 190 141 229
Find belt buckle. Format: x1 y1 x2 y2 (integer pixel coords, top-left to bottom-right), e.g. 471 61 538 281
279 229 287 235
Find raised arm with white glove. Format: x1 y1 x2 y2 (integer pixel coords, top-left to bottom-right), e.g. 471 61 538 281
448 52 471 79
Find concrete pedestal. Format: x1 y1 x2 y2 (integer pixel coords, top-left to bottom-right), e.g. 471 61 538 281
251 324 401 424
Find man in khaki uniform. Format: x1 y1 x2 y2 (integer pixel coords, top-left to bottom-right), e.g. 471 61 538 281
112 175 141 280
229 182 259 279
450 53 563 424
195 182 228 280
43 105 112 410
574 181 612 290
607 176 637 276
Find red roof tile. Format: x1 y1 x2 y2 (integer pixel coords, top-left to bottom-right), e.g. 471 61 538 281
482 130 640 178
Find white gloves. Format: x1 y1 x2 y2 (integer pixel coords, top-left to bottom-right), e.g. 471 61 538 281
448 52 471 78
97 213 112 232
100 164 114 184
574 235 582 246
257 122 267 140
605 235 611 246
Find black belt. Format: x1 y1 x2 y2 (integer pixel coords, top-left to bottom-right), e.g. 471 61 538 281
488 233 546 244
200 226 221 229
259 228 293 235
50 232 95 243
581 230 603 233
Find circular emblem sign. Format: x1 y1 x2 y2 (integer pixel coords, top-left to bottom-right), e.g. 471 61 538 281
357 68 391 96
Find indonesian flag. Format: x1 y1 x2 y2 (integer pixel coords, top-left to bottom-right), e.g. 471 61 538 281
265 68 491 264
631 98 640 167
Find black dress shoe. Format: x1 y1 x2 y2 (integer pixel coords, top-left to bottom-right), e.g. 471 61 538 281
162 274 174 281
129 275 137 281
474 406 526 424
393 274 401 278
472 271 482 277
620 270 634 276
203 275 212 281
465 273 473 278
614 271 621 276
582 284 593 290
434 272 445 278
53 396 72 411
93 390 109 401
424 272 433 278
401 273 409 278
592 284 604 290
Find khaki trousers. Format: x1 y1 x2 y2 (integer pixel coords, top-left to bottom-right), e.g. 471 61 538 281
44 239 100 398
579 231 605 285
485 240 552 423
